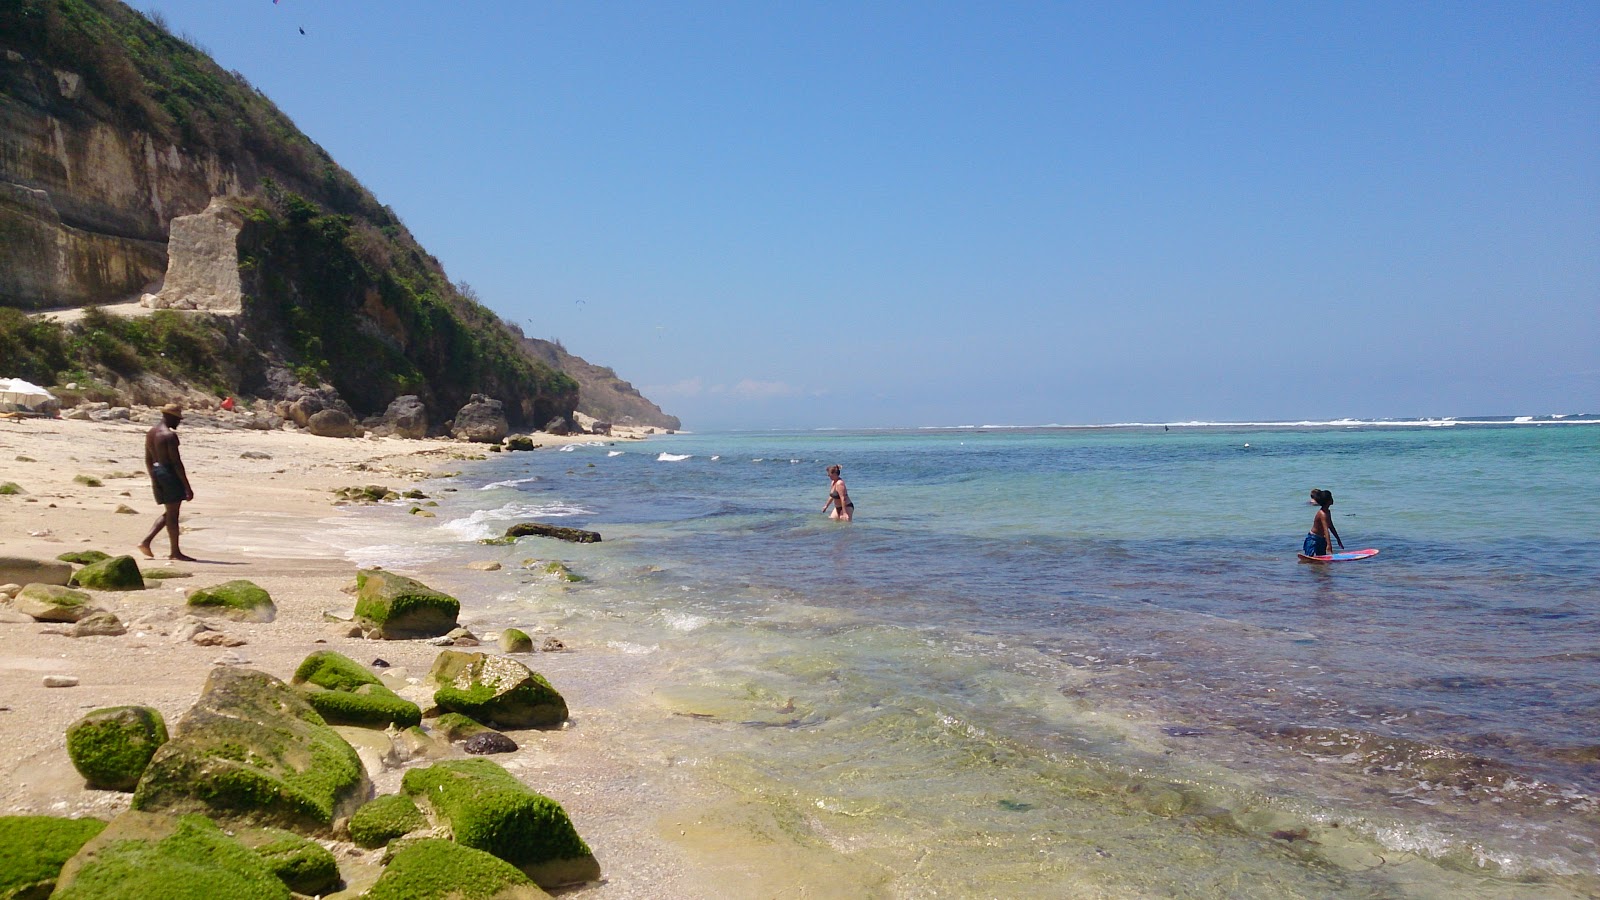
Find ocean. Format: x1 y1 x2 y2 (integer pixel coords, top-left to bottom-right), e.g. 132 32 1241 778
327 418 1599 897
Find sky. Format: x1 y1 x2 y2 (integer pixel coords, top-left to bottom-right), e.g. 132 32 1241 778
142 1 1597 430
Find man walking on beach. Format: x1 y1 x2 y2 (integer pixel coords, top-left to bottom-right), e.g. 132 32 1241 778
139 402 195 561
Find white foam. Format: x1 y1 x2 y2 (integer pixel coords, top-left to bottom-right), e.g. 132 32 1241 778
439 501 594 541
344 543 453 569
559 445 576 452
480 476 540 490
606 640 659 655
607 450 624 457
657 452 692 462
662 611 710 632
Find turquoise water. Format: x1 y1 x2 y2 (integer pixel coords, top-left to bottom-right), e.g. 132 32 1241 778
344 420 1599 896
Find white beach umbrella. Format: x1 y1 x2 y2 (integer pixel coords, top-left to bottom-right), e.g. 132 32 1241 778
0 378 56 409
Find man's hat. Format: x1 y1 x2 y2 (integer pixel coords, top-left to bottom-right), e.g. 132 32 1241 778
161 402 183 419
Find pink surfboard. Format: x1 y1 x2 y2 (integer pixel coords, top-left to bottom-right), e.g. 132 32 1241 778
1298 548 1380 563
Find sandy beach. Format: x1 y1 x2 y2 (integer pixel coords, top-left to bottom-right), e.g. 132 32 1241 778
0 412 722 897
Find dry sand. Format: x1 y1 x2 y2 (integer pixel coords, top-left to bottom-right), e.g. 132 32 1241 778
0 413 731 897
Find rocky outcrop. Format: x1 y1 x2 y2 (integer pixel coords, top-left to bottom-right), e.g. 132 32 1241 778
373 394 427 439
140 198 245 313
517 334 680 431
306 408 361 438
452 394 509 443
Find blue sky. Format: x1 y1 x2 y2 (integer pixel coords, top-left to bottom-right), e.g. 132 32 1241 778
145 1 1597 429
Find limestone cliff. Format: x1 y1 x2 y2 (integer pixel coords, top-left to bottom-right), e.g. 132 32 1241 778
518 335 681 431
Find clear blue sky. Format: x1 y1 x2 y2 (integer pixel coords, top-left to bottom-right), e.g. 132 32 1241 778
145 1 1597 430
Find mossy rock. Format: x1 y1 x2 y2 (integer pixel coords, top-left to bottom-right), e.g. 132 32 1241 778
401 760 598 887
348 793 427 849
131 667 371 834
499 628 534 653
431 712 499 743
56 550 111 565
235 826 341 895
140 568 193 579
369 838 550 899
428 651 568 729
540 561 582 582
0 815 106 900
51 811 290 900
334 485 398 503
0 482 24 495
291 651 422 728
66 706 169 792
69 555 144 591
185 579 276 622
13 583 94 623
353 568 460 639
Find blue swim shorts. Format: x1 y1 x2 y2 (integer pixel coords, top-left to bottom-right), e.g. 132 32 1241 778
1303 532 1329 557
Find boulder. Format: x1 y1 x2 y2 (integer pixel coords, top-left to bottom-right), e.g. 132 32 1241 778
185 580 276 622
377 394 428 439
353 569 460 639
141 198 247 314
14 583 95 622
505 434 538 452
70 555 144 591
401 760 599 888
463 732 519 755
290 651 422 728
234 826 341 896
368 838 550 900
0 815 107 900
0 556 72 586
66 706 169 791
452 394 508 444
499 628 534 653
427 651 568 729
306 408 360 439
131 667 371 833
504 522 602 544
51 811 290 900
348 793 427 849
541 417 570 436
72 610 128 637
286 396 324 428
430 712 501 743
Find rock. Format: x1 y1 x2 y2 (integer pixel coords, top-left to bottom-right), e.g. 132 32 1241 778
430 712 499 743
51 811 291 899
142 198 247 314
185 579 276 622
535 561 582 583
307 408 361 439
131 667 372 833
451 394 508 444
70 555 145 591
353 569 460 640
113 504 138 515
427 650 568 729
468 560 503 571
401 760 599 888
444 626 479 647
376 395 428 439
56 550 111 565
72 610 128 637
393 725 448 762
66 706 169 791
368 838 551 899
505 434 538 451
540 638 567 653
290 651 422 728
499 628 534 653
541 417 571 436
44 675 81 687
503 522 602 544
191 631 246 647
240 450 273 460
0 582 21 598
14 583 95 622
462 732 519 755
347 794 427 849
0 815 108 899
286 396 324 428
0 556 73 586
173 618 212 642
233 826 341 896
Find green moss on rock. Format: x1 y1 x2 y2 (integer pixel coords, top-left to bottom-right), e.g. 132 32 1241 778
348 793 427 848
184 580 276 622
498 628 534 653
369 838 550 899
290 651 422 728
56 550 111 565
14 583 94 622
353 568 460 639
0 815 106 900
431 712 496 742
401 760 598 887
235 826 341 895
69 555 144 591
131 667 371 834
66 706 169 792
428 651 569 729
51 811 290 900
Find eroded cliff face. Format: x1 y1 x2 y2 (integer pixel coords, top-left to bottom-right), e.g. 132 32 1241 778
0 46 245 308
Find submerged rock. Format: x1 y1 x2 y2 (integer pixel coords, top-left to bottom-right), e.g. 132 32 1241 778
353 569 460 639
427 650 568 729
66 706 169 792
291 650 422 728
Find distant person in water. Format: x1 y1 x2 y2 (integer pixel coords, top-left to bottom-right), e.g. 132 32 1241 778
139 402 195 561
1303 489 1344 557
823 464 853 521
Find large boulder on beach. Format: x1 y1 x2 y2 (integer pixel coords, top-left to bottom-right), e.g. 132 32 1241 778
51 811 290 900
376 394 428 439
66 706 169 792
348 793 428 849
0 556 72 586
0 815 108 900
14 583 95 622
291 651 422 728
70 555 144 591
234 826 341 896
185 579 276 622
368 838 551 900
427 651 568 729
452 394 509 444
131 667 371 834
307 408 361 438
353 569 461 639
400 760 599 888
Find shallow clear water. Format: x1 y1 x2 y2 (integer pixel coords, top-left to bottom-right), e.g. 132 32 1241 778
342 421 1600 896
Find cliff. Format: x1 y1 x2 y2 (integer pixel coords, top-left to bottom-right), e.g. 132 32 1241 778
0 0 672 432
518 336 681 431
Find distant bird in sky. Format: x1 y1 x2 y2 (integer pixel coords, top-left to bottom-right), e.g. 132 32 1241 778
299 27 306 35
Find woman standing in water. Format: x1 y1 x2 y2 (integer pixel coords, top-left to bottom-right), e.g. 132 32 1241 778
1304 488 1344 557
823 465 854 521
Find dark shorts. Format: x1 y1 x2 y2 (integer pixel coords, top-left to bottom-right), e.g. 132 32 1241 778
151 463 185 505
1303 532 1328 557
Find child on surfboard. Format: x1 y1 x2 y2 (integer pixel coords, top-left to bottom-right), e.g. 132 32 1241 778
1303 489 1344 558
